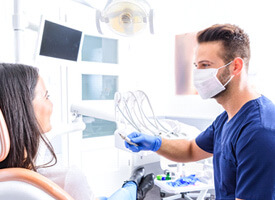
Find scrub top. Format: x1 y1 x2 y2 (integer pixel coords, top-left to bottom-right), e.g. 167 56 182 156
196 95 275 200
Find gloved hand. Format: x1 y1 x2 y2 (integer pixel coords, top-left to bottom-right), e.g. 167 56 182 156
125 132 162 152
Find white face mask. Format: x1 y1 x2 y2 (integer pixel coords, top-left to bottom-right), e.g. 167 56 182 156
193 61 234 99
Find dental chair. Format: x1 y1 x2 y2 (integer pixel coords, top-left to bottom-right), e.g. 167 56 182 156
0 109 74 200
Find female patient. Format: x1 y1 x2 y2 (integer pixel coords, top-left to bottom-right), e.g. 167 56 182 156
0 63 154 200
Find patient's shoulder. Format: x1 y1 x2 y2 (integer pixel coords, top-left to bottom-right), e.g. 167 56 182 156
38 165 95 200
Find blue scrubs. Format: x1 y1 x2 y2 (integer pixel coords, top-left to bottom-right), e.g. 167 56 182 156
196 96 275 200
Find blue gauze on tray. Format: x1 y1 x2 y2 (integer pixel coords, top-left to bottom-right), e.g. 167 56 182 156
167 174 200 187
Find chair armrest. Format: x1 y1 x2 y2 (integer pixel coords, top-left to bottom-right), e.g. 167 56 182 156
0 168 74 200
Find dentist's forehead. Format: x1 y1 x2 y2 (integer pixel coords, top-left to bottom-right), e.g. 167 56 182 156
195 41 224 63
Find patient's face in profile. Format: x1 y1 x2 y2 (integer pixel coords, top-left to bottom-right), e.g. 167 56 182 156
32 76 53 133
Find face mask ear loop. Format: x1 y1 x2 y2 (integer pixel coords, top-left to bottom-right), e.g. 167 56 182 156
224 75 235 87
215 60 233 74
217 60 233 70
215 60 234 86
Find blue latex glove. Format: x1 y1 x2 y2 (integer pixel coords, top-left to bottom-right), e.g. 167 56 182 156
125 132 162 152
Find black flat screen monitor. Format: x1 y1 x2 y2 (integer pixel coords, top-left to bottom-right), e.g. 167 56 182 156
39 20 82 61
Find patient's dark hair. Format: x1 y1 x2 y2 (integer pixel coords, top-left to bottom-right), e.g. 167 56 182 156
0 63 56 171
197 24 250 70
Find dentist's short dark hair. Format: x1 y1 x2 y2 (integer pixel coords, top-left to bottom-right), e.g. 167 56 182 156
197 24 250 70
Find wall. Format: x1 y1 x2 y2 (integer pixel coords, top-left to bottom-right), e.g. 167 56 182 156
120 0 275 119
4 0 275 121
0 0 14 62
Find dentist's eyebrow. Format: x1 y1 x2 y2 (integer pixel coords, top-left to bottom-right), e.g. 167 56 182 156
198 60 214 64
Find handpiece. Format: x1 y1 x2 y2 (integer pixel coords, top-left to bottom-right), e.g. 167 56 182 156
119 132 138 147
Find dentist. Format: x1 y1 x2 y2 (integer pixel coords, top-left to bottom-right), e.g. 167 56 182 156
125 24 275 200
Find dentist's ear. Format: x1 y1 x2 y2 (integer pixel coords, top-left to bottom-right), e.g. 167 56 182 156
232 57 244 76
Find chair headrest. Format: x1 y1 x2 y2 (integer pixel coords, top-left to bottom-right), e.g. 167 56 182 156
0 109 10 162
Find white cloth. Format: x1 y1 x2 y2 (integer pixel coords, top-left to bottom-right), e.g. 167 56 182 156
38 166 95 200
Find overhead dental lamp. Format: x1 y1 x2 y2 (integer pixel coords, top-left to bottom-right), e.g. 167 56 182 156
74 0 154 36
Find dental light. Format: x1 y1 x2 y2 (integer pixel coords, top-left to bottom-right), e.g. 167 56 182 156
73 0 154 36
